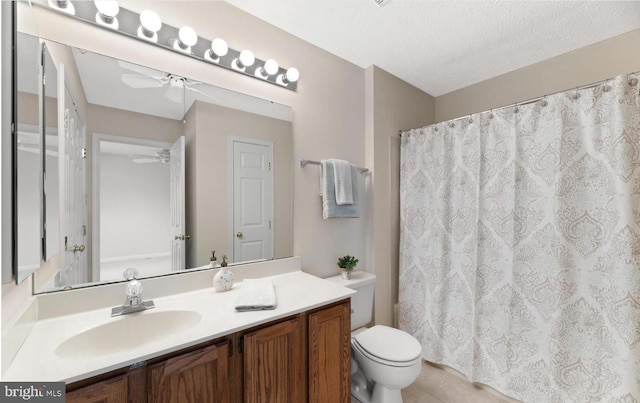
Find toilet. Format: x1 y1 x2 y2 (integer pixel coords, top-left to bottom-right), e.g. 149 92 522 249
327 271 422 403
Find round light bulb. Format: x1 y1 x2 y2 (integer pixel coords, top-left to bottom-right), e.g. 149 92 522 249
94 0 119 18
140 10 161 33
286 67 300 83
263 59 279 76
239 50 255 68
210 38 228 57
178 26 198 47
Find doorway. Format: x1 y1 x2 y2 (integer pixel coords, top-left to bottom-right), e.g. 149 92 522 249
229 137 274 263
92 134 185 281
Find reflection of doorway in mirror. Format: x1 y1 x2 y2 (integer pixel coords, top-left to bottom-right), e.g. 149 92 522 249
93 134 185 282
57 84 88 287
230 137 274 263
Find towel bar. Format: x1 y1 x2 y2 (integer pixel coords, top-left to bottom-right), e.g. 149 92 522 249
300 159 369 174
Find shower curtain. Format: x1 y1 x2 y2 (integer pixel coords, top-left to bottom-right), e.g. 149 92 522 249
398 73 640 402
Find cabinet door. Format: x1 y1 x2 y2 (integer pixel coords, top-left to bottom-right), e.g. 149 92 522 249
243 317 305 403
308 301 351 403
66 374 128 403
148 341 232 403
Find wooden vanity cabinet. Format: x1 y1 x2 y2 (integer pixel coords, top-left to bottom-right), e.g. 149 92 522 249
66 339 234 403
242 316 307 403
66 374 128 403
308 301 351 403
147 340 232 403
66 298 350 403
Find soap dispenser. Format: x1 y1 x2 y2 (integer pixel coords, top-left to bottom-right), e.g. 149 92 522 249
209 250 218 268
213 255 234 292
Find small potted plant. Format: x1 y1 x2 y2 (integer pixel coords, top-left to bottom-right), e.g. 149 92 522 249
337 255 359 280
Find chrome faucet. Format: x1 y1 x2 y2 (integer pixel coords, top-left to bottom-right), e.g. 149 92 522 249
111 268 155 317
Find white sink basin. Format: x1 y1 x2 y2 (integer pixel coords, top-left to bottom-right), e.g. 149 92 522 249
55 310 201 359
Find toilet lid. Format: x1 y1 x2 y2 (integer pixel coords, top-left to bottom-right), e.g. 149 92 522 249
353 325 422 363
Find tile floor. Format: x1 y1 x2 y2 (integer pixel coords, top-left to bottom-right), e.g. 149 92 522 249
401 361 523 403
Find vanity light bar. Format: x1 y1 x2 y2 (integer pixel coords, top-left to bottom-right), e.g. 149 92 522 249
39 0 299 91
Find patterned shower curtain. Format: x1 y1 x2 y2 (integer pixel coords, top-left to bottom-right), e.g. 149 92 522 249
398 73 640 402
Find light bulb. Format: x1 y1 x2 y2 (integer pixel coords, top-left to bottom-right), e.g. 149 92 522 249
210 38 228 58
176 26 197 51
285 67 300 83
263 59 279 76
237 49 255 68
94 0 119 27
48 0 75 15
138 10 161 41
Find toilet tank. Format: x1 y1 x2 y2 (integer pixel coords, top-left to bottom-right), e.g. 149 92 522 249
326 271 376 330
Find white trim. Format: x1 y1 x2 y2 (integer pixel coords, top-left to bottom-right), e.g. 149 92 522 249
91 133 172 283
228 136 274 263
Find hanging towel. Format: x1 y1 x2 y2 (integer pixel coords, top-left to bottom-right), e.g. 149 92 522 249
321 160 360 219
235 278 277 311
330 158 353 205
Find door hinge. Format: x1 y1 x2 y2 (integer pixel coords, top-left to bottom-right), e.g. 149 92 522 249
268 162 271 171
238 337 244 354
269 220 272 229
82 148 87 159
64 110 69 128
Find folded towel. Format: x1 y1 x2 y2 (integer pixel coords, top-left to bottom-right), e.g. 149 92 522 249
235 278 277 311
321 161 360 219
330 159 353 205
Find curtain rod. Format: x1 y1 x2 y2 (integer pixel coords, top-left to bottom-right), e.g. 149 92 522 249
398 71 640 137
300 159 369 174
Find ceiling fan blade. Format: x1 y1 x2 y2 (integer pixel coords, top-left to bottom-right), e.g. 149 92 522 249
131 158 158 164
117 60 166 79
129 153 156 159
121 74 166 89
185 84 220 103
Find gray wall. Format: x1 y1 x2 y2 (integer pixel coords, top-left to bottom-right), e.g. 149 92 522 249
435 29 640 122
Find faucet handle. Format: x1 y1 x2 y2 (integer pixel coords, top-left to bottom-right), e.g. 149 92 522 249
123 267 139 281
126 278 143 297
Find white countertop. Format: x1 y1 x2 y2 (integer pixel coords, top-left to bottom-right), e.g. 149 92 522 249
4 271 354 383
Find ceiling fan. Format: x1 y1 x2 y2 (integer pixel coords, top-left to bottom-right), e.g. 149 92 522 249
118 60 218 104
129 149 170 164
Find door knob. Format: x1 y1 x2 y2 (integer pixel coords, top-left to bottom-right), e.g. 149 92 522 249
236 231 243 238
65 243 85 253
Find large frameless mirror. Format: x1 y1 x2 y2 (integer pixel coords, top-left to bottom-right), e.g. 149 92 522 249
13 33 294 293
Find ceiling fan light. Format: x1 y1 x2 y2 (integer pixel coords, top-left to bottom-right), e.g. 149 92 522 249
138 10 161 41
94 0 119 28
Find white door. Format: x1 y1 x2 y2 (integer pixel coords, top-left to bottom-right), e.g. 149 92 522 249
58 64 88 286
170 136 186 271
231 138 273 262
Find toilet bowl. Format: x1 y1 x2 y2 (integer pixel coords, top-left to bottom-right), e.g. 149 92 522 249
326 272 422 403
351 325 422 403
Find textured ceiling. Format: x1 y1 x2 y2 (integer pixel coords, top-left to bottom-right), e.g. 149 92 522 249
224 0 640 96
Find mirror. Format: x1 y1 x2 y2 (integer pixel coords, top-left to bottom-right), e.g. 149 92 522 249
15 33 294 293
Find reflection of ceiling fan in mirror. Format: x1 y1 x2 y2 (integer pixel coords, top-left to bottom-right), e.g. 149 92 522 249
129 149 170 164
118 60 218 104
